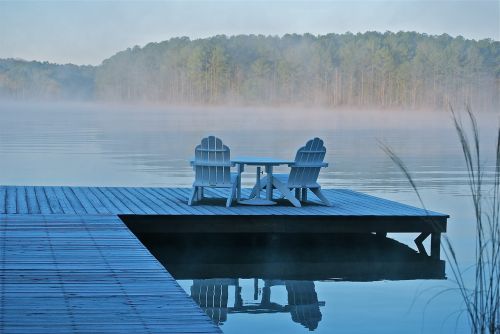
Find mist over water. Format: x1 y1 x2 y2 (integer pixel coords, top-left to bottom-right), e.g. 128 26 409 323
0 100 498 332
0 101 496 189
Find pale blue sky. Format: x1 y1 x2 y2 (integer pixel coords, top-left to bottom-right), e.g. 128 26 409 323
0 1 498 65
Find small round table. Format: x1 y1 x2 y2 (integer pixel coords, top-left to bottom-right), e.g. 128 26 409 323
232 157 294 205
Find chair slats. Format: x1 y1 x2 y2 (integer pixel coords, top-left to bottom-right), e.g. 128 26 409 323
189 136 238 207
193 136 232 187
265 137 331 206
288 138 326 188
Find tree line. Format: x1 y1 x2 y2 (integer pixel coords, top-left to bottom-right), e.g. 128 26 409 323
0 59 94 100
1 32 498 110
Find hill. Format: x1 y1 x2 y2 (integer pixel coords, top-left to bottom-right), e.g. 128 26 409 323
1 32 498 109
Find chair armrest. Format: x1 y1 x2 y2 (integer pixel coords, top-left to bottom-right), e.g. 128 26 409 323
190 159 235 167
288 162 329 168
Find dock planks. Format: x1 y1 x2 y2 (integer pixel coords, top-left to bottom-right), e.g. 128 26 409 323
0 214 221 334
0 186 448 220
0 185 448 333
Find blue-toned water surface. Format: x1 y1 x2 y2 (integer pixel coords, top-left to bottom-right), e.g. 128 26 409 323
0 101 497 333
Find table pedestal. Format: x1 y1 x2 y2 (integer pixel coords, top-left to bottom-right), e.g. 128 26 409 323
238 166 276 206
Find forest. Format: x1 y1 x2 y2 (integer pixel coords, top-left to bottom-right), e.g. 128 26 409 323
0 32 498 110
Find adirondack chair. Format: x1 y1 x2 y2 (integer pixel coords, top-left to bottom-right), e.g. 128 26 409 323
188 136 239 207
254 137 332 207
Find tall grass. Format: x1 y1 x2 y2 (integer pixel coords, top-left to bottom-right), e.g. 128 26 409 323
382 105 500 333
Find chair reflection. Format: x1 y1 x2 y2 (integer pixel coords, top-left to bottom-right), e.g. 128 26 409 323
190 278 323 330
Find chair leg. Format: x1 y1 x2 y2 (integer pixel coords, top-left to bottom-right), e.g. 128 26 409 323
236 173 242 202
310 187 332 206
188 187 198 206
250 176 267 198
295 188 301 201
301 188 308 202
273 179 301 207
226 182 238 207
197 187 204 201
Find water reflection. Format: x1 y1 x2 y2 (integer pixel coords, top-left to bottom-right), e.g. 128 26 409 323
191 278 323 330
139 233 445 331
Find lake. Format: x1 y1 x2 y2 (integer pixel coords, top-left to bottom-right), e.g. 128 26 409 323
0 101 498 333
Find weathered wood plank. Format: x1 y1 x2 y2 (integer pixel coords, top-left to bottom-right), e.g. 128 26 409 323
71 187 99 214
15 186 28 214
43 187 64 214
80 187 109 214
34 186 52 214
127 187 165 214
133 187 178 214
119 187 158 214
87 187 121 214
26 186 41 214
144 188 191 215
6 186 17 214
93 187 133 214
161 188 214 215
61 187 87 215
52 187 76 215
0 186 6 214
0 214 221 334
104 187 147 214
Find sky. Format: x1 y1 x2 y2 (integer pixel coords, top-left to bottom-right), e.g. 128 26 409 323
0 1 498 66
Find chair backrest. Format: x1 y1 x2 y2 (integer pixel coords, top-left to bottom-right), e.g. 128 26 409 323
287 137 326 187
193 136 232 187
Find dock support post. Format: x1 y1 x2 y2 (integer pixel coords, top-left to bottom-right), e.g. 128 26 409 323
415 232 441 259
254 278 259 300
414 232 430 256
430 233 441 259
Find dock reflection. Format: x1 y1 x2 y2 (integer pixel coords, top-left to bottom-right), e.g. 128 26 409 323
139 233 445 330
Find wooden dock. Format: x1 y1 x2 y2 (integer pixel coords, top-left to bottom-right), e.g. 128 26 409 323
0 214 220 334
0 185 448 333
0 185 446 218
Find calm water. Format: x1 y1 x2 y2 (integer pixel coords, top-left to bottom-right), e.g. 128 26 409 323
0 101 498 333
